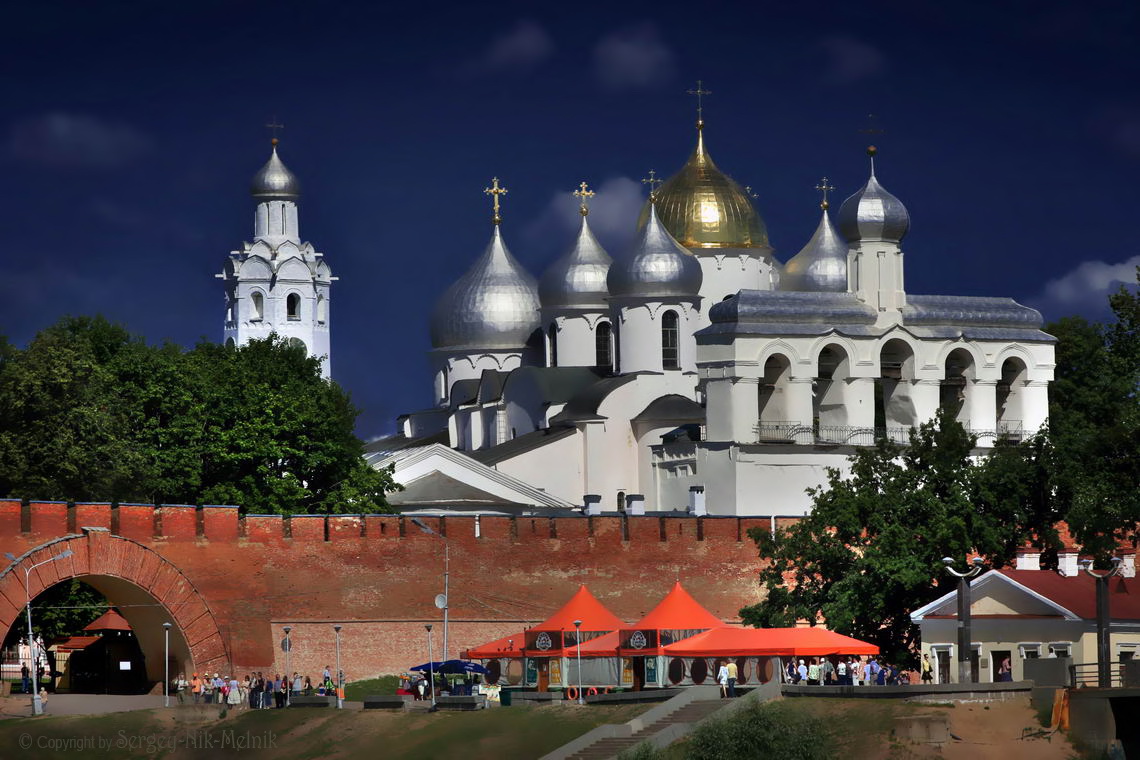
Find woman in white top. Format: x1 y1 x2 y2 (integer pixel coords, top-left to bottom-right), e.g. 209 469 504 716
716 660 729 698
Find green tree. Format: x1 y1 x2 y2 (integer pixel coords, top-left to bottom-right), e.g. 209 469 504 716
1046 269 1140 560
0 317 398 514
740 409 1054 665
0 581 109 650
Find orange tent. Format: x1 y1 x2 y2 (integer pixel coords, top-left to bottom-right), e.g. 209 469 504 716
523 585 624 655
662 626 878 658
461 631 526 660
618 582 723 654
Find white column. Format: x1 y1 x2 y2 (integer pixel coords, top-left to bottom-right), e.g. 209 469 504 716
911 380 942 428
845 377 876 429
706 378 759 442
1021 381 1049 435
967 380 997 435
787 378 815 443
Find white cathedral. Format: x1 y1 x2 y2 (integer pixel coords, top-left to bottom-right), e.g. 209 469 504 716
223 119 1054 518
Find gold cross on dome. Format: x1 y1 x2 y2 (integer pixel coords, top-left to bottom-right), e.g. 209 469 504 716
484 177 508 224
744 185 758 199
265 118 284 145
573 181 595 215
642 170 662 200
815 177 836 209
686 80 711 125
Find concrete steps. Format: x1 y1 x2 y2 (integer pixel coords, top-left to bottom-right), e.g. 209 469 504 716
564 699 726 760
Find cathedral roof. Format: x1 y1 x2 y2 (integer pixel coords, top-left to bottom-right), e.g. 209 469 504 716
430 225 540 350
539 214 613 309
608 202 703 299
902 295 1054 341
837 147 909 244
250 141 300 201
637 123 769 250
780 206 848 293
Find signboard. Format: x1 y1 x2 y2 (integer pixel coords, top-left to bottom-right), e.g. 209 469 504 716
549 658 562 686
281 638 291 653
645 656 659 686
524 658 537 686
621 658 634 687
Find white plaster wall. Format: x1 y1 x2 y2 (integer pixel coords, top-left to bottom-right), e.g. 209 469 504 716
613 300 700 374
541 309 609 368
433 351 524 407
691 250 776 324
492 429 584 505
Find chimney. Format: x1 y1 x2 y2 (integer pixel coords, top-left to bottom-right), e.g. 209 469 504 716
688 486 707 516
583 494 603 517
625 494 646 516
1058 550 1078 577
1015 550 1041 571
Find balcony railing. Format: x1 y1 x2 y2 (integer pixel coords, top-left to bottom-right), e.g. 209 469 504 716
753 423 910 446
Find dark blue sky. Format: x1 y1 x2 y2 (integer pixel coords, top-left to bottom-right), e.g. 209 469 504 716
2 1 1138 437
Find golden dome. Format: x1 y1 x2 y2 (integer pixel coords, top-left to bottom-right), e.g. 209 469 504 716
638 124 769 249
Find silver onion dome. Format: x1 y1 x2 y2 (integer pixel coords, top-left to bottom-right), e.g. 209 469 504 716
781 208 848 292
608 202 703 298
251 141 300 201
539 215 612 309
837 147 909 244
430 225 541 350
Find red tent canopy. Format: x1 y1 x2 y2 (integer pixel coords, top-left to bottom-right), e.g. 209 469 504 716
462 632 526 660
84 609 131 632
618 582 722 654
662 627 878 658
524 585 624 655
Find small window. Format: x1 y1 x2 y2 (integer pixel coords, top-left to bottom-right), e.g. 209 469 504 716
317 295 327 324
250 291 264 321
595 322 613 372
1018 644 1040 659
1048 644 1071 658
225 337 236 349
661 310 679 370
547 324 558 367
287 293 301 321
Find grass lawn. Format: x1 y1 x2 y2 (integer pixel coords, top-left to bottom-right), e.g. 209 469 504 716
343 675 399 701
0 699 650 759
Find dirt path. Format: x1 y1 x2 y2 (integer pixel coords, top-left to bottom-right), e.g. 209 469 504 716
934 699 1073 760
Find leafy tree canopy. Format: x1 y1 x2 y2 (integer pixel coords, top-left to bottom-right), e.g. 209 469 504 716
0 316 398 514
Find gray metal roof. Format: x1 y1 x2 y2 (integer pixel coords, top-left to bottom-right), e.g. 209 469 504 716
467 425 577 466
549 373 642 423
837 154 909 244
539 215 612 309
608 203 702 298
780 208 847 293
632 394 705 422
501 366 608 406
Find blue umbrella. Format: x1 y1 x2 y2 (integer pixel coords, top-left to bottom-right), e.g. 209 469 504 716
410 659 490 675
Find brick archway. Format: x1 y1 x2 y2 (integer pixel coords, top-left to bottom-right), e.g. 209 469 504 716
0 528 229 676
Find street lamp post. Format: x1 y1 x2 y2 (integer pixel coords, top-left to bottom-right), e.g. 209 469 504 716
942 556 984 684
573 619 584 705
412 518 449 661
283 626 292 707
5 549 73 716
163 622 171 708
333 624 342 709
426 624 437 711
1081 557 1123 688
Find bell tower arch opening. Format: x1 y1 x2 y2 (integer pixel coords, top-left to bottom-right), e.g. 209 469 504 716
0 530 229 691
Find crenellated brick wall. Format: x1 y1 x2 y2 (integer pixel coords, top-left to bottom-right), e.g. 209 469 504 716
0 499 792 680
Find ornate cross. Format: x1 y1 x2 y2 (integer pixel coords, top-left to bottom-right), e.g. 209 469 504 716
859 113 885 137
484 177 508 224
744 185 758 199
573 181 595 216
686 80 711 124
815 177 836 209
642 170 662 200
265 118 285 145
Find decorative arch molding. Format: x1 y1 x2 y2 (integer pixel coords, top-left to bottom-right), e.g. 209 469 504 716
806 335 860 370
0 529 230 674
756 340 802 369
993 343 1038 373
933 341 987 376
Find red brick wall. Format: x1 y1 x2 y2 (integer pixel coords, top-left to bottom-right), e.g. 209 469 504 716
0 503 773 678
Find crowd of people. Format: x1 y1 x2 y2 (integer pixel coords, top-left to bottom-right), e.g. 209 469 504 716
171 665 342 708
784 656 912 686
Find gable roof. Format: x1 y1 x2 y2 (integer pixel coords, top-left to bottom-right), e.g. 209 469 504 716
467 425 577 467
632 582 723 630
531 585 625 632
910 569 1140 622
84 609 131 632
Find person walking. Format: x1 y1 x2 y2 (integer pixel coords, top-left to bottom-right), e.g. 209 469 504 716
797 659 808 684
726 659 738 697
227 676 242 709
191 673 202 704
175 673 187 705
807 658 820 686
921 654 934 684
20 664 30 695
716 660 729 698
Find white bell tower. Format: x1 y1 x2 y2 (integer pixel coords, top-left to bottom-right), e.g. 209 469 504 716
218 136 334 378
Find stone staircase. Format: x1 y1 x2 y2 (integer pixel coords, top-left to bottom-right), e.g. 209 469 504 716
563 698 726 760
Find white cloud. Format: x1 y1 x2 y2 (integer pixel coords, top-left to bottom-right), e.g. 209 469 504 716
593 24 675 90
1037 255 1140 312
6 113 154 169
818 36 886 85
464 20 554 75
523 177 646 257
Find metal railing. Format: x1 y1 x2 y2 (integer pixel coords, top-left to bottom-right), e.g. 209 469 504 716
753 423 909 446
1069 662 1124 688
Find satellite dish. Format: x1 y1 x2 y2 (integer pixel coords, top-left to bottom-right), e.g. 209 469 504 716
434 594 448 610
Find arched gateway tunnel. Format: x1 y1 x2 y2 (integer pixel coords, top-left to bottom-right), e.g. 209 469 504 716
0 500 772 682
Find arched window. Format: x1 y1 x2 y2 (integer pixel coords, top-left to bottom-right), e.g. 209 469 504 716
225 337 236 349
287 293 301 321
287 337 307 352
595 322 613 372
316 295 327 324
547 324 558 367
661 310 679 370
250 291 264 321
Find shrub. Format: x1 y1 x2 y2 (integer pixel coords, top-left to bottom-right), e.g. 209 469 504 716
685 700 833 760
